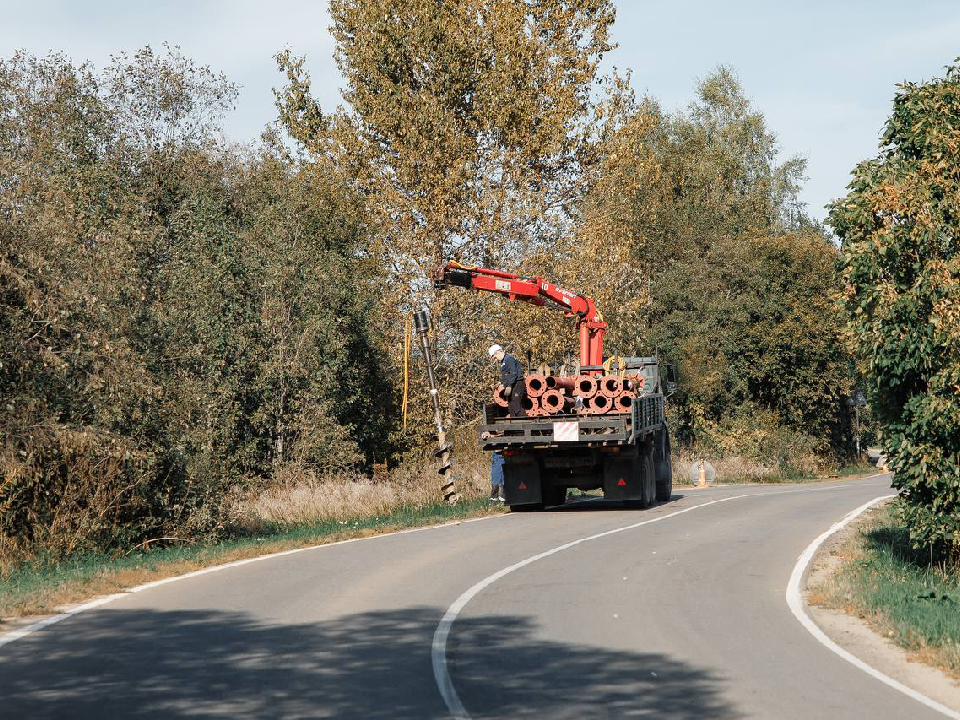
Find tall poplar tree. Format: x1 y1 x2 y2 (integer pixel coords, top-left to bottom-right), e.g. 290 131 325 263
275 0 617 431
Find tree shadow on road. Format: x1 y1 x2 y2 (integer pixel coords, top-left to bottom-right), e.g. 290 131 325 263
553 495 685 512
0 607 739 718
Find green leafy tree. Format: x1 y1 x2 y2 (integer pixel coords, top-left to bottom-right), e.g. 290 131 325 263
233 152 396 471
0 50 204 554
0 48 394 558
574 68 851 461
651 232 849 460
828 59 960 557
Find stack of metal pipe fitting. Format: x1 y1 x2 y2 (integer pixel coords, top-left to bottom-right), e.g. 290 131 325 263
492 370 648 417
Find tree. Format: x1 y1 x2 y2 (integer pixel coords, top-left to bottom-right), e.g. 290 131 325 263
233 151 396 472
0 49 217 554
651 232 849 458
275 0 617 432
828 59 960 557
0 48 393 558
573 68 851 461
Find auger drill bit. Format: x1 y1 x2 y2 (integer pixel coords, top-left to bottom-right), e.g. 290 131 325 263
413 307 459 505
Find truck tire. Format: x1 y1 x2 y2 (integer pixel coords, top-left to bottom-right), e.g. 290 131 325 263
640 446 656 508
626 440 656 509
654 424 673 502
543 485 567 506
509 503 544 512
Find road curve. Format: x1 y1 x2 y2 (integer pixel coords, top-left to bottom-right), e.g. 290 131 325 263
0 474 939 719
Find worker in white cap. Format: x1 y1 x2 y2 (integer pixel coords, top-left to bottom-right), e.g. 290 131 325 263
488 343 526 418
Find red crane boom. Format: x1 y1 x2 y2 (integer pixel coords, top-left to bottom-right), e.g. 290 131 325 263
434 261 607 369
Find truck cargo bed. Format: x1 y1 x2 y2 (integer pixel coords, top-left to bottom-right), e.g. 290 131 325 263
479 393 665 450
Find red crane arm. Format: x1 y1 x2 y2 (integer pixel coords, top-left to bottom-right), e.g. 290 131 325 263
434 261 607 368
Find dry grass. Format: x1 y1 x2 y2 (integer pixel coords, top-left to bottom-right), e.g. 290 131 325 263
232 438 491 531
233 461 489 530
673 450 830 485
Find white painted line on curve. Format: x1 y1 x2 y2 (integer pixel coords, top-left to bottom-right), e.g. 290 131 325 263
432 493 751 718
785 494 960 719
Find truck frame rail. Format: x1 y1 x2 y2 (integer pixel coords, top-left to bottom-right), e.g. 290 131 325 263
479 394 665 450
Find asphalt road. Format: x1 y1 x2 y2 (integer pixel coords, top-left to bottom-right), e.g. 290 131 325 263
1 473 938 719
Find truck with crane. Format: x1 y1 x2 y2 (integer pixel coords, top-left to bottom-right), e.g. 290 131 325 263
434 261 673 511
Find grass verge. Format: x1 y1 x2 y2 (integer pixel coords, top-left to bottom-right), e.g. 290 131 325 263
673 457 878 485
810 502 960 677
0 497 503 625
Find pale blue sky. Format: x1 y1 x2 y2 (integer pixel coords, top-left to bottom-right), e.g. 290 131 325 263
3 1 959 222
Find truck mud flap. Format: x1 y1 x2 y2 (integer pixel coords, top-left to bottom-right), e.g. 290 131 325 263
603 450 641 501
503 454 542 506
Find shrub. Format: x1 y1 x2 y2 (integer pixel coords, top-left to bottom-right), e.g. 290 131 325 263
828 58 960 558
0 49 397 559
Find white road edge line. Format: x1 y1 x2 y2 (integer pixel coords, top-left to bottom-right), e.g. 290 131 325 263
0 510 510 650
786 494 960 720
432 476 889 719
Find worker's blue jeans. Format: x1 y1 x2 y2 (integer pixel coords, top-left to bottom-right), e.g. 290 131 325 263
491 452 505 488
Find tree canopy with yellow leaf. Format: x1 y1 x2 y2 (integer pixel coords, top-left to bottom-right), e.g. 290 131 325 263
276 0 619 434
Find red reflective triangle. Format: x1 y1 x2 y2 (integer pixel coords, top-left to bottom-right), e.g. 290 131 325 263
518 481 527 490
617 478 627 486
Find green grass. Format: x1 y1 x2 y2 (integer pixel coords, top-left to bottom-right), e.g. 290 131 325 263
820 504 960 676
836 462 884 477
0 497 500 622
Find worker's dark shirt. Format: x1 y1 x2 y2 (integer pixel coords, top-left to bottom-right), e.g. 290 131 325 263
500 353 523 387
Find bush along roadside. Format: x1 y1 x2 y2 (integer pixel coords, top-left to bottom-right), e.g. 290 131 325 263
813 502 960 677
828 57 960 560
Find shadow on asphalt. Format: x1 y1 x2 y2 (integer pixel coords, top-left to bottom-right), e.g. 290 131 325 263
0 607 738 719
550 494 685 512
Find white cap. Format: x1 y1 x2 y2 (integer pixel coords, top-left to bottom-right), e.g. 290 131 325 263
487 344 503 357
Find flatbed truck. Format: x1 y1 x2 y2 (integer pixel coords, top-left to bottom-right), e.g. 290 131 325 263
479 358 672 510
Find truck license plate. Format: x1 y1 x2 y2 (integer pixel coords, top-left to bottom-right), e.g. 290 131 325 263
553 421 579 442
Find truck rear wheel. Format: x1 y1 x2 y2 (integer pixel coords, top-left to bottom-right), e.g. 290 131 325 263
509 503 544 512
640 448 656 508
654 424 673 502
543 485 567 506
625 440 656 509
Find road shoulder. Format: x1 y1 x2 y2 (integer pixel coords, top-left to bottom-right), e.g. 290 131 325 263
805 501 960 712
